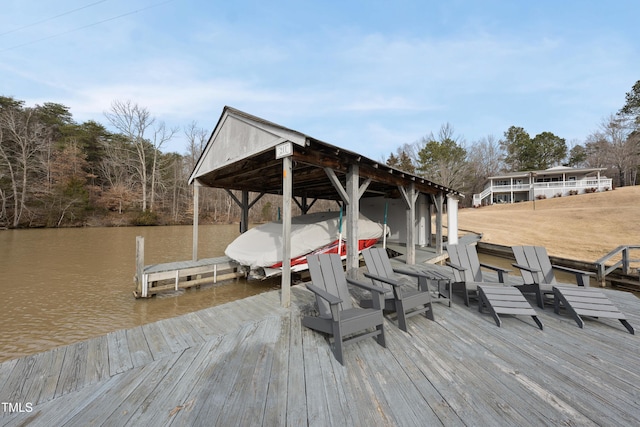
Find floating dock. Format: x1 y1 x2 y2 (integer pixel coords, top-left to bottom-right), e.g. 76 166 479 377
134 236 244 298
3 264 639 426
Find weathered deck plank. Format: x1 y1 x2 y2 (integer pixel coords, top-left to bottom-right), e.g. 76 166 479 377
54 340 88 398
106 329 133 376
261 313 292 427
125 326 154 368
284 306 307 427
140 321 173 361
2 277 639 427
84 335 110 387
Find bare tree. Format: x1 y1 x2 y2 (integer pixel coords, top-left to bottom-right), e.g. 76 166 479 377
104 101 177 212
466 134 504 195
149 122 177 212
0 107 45 227
184 121 208 172
585 114 639 187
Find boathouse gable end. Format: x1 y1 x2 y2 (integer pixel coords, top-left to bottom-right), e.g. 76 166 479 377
189 109 306 185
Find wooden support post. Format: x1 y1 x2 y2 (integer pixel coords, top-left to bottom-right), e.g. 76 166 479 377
281 155 292 307
435 192 444 255
324 164 369 277
135 236 144 297
622 247 630 275
346 164 359 278
426 195 433 247
192 183 200 261
227 189 264 233
447 194 459 245
142 273 149 298
241 190 249 233
398 183 418 265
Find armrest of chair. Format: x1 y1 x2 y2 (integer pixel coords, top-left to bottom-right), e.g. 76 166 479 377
446 261 466 272
346 278 388 310
447 261 470 282
346 277 389 295
392 266 430 279
363 272 402 288
392 267 438 291
512 263 539 273
480 263 510 283
306 283 342 305
512 263 543 284
552 264 594 287
363 272 404 300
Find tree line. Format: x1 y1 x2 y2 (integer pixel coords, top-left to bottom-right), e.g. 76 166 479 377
2 81 639 227
386 80 640 205
0 97 285 228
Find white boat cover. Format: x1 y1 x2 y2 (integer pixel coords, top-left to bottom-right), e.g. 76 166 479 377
224 211 383 268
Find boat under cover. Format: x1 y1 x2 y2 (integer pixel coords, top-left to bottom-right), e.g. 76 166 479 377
224 211 384 279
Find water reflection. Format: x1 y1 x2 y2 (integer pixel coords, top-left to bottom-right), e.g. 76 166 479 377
0 225 276 362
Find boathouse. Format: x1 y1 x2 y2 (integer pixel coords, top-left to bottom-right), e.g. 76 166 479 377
188 107 463 306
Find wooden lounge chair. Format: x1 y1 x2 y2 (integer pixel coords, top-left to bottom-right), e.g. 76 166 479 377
512 246 594 309
302 253 388 365
552 286 634 334
359 247 435 332
447 243 510 306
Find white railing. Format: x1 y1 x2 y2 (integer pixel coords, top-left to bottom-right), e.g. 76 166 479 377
488 178 612 193
473 178 614 206
473 187 492 206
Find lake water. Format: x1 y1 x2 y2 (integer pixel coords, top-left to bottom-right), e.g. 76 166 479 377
0 225 278 362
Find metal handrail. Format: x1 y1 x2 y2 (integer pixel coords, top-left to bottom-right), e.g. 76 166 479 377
595 245 640 284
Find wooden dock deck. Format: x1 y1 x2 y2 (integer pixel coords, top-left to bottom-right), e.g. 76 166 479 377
2 264 640 426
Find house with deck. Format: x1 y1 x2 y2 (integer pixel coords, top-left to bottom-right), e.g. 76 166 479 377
473 166 612 207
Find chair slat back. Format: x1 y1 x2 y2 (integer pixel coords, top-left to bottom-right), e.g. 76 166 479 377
513 246 557 285
464 244 484 282
533 246 557 284
448 243 482 282
362 248 395 291
307 254 353 317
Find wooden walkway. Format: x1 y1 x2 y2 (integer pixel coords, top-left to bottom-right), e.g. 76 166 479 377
2 264 640 426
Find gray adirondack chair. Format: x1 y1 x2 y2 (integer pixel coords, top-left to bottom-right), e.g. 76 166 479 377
512 245 593 309
447 243 510 306
359 247 434 332
302 253 388 365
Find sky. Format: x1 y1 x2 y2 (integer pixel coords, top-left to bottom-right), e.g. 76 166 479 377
1 0 639 161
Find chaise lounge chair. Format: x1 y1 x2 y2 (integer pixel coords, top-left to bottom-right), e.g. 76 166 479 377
511 245 593 309
302 253 388 365
359 247 435 332
447 243 510 306
447 243 542 329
